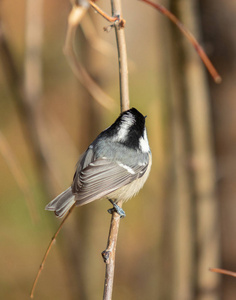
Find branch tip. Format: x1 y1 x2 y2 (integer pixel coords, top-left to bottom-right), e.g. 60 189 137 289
210 268 236 278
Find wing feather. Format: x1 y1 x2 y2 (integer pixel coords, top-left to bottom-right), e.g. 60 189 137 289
72 157 148 206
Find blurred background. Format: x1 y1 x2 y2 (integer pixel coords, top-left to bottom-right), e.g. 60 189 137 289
0 0 236 299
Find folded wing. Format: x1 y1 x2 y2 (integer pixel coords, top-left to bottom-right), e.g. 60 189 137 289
73 157 148 206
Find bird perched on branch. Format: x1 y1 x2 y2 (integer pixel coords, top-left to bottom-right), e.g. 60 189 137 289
45 107 152 218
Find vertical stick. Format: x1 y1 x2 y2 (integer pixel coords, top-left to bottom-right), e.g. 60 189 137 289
103 1 129 300
111 0 129 112
178 1 220 299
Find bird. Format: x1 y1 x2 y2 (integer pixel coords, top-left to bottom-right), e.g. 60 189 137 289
45 107 152 218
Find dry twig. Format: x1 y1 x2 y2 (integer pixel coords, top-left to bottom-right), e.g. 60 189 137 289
30 204 76 298
140 0 222 83
89 1 119 22
210 268 236 278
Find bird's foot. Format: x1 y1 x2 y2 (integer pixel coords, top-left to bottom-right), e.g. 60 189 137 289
107 199 126 218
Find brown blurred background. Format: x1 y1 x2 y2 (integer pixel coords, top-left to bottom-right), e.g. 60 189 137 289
0 0 236 299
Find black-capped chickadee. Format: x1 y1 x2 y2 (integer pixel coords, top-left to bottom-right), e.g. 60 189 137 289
45 107 152 218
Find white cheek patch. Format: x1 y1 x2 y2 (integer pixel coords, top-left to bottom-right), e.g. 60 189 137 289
139 129 150 153
118 162 135 174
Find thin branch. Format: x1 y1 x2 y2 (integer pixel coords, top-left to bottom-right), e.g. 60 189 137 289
140 0 222 83
102 212 122 299
102 0 129 299
210 268 236 278
30 204 76 298
63 4 116 111
89 1 119 23
112 2 129 111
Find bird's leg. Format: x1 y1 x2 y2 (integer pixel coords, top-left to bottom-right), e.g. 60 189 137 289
107 199 126 218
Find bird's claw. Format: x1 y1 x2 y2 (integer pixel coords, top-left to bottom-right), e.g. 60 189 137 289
107 199 126 218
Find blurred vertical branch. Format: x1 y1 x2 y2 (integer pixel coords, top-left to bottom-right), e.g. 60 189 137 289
24 0 43 106
167 13 195 300
199 0 236 298
177 1 220 299
0 0 54 198
24 0 64 194
167 0 220 299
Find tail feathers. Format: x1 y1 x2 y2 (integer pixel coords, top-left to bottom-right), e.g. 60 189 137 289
45 187 75 218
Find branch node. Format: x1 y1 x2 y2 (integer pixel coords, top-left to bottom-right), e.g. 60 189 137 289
113 15 126 29
119 18 126 28
101 250 111 263
103 18 125 32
